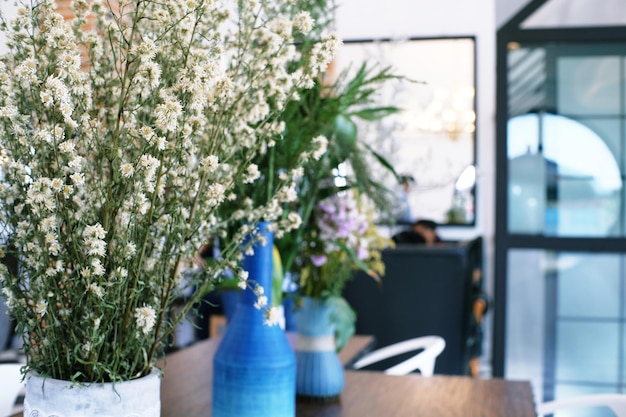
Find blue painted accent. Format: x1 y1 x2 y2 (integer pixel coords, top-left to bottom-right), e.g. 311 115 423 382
212 222 296 417
295 297 344 398
283 295 297 331
220 289 240 321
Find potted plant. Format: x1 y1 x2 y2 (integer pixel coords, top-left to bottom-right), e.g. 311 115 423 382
0 0 339 414
269 58 403 400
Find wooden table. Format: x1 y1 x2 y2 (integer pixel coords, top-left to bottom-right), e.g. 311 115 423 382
10 334 375 417
159 335 537 417
12 334 537 417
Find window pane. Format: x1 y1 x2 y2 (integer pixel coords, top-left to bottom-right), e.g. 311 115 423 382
557 254 620 318
507 113 622 236
556 321 620 384
506 249 548 400
507 42 626 237
557 56 621 116
506 250 626 401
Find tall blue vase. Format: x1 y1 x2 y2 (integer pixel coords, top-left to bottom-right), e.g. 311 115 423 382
212 222 296 417
295 296 344 401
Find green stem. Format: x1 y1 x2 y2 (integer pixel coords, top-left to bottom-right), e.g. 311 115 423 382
267 145 275 203
282 168 323 276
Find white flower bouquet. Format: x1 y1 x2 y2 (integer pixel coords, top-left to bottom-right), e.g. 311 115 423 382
0 0 339 383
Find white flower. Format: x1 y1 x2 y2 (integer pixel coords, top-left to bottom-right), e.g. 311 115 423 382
88 283 104 299
39 216 57 232
58 141 75 153
215 76 233 100
154 99 183 132
292 11 314 35
206 183 226 205
0 106 18 118
15 58 36 81
124 242 137 259
269 16 292 39
253 283 265 296
68 156 84 172
264 306 281 326
253 294 268 310
91 259 105 276
291 167 304 180
120 163 134 178
131 39 157 62
50 178 64 191
115 267 128 279
237 269 249 289
53 126 64 140
45 233 56 243
2 287 14 307
200 155 219 172
62 185 73 199
135 305 156 335
84 223 106 240
34 299 47 316
48 241 61 256
81 267 91 278
140 126 155 141
311 135 328 160
276 184 297 202
282 211 302 230
243 164 260 184
70 172 85 185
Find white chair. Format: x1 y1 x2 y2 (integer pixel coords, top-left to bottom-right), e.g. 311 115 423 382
351 335 446 376
0 363 24 417
537 394 626 417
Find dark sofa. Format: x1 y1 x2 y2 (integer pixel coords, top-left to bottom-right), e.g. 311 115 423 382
342 237 484 375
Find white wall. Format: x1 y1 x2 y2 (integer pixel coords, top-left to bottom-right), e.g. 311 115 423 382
496 0 531 29
0 2 18 54
336 0 497 373
336 0 493 39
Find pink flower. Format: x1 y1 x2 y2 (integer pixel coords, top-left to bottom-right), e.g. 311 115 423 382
311 254 328 266
357 246 369 260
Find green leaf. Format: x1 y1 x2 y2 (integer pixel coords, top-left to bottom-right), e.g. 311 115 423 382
348 106 401 121
333 114 357 147
272 245 284 306
328 296 356 352
334 239 380 283
363 142 402 183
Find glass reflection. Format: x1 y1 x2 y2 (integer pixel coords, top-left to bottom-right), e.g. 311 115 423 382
507 112 622 237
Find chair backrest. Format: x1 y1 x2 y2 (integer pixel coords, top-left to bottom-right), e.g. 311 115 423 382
0 363 24 417
351 335 446 376
537 394 626 417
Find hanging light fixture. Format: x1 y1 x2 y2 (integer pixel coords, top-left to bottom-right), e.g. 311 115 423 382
414 86 476 139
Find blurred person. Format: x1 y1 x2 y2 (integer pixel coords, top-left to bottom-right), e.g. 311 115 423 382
412 219 441 245
392 219 441 245
393 174 416 224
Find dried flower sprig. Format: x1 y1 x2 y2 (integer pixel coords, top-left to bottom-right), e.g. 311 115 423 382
0 0 339 383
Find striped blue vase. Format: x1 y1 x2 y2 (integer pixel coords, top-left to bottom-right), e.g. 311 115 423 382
212 222 296 417
295 296 344 402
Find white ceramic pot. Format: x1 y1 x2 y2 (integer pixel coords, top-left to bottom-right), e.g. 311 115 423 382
23 368 161 417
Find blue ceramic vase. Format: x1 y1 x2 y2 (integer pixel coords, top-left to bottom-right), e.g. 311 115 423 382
295 296 344 401
212 222 296 417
